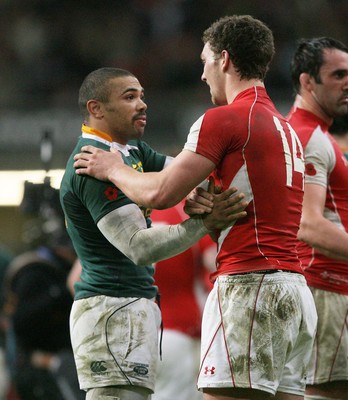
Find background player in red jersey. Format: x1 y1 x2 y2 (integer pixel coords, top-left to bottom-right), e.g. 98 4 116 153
288 37 348 400
151 200 215 400
74 15 317 400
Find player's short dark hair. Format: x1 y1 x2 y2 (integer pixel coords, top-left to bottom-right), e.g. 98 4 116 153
202 15 275 81
78 67 135 119
290 37 348 94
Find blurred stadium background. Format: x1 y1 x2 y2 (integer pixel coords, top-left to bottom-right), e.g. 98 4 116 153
0 0 347 252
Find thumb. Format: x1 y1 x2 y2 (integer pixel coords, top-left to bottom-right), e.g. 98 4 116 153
207 176 215 194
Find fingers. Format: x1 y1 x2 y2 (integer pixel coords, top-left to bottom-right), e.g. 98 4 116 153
80 145 95 154
205 189 248 230
184 206 204 216
184 185 247 218
214 198 248 217
202 203 247 231
73 156 88 166
185 186 214 213
207 176 223 195
184 194 214 215
73 145 108 160
183 204 211 216
224 193 247 210
73 145 102 161
73 153 90 171
214 184 222 194
194 186 214 203
223 206 248 220
215 186 239 201
216 193 248 216
73 146 108 173
207 176 215 194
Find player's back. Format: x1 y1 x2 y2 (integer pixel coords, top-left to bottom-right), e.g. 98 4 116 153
188 87 305 278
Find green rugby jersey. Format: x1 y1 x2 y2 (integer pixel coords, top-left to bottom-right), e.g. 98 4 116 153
60 130 166 300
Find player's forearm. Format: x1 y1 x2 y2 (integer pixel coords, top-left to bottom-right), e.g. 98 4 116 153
298 218 348 261
313 246 348 261
129 217 210 266
98 205 210 266
109 164 184 209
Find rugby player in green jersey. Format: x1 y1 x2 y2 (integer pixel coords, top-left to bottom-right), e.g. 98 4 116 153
60 67 247 400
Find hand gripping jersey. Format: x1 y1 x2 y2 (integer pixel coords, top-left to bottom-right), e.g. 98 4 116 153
288 108 348 295
184 87 305 280
60 125 166 300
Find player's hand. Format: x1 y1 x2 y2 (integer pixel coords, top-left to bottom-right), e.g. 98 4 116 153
184 187 215 215
184 177 222 215
202 178 248 231
73 145 124 181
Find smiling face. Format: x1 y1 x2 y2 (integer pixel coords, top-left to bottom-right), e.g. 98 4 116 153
310 48 348 118
89 75 147 144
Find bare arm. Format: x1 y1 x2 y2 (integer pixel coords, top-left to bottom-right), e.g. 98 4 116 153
298 183 348 261
74 146 215 209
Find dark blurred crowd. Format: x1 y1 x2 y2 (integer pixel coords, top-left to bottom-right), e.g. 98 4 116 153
0 1 348 172
0 181 83 400
0 0 347 111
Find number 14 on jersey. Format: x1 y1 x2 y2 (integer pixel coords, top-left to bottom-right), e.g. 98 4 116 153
273 116 305 188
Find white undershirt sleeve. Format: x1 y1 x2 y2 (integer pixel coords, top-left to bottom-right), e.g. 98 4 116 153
97 204 210 266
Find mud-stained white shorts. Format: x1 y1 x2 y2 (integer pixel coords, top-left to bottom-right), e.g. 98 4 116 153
197 271 317 396
70 295 161 392
306 287 348 385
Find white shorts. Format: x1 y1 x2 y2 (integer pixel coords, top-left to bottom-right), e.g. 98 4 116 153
197 271 317 396
153 329 202 400
306 287 348 384
70 295 161 392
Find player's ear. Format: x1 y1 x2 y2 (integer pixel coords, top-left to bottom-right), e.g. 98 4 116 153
221 50 230 72
299 72 314 92
87 100 104 119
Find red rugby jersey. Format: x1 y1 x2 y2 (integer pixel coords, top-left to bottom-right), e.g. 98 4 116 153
151 201 215 337
288 107 348 294
184 87 305 280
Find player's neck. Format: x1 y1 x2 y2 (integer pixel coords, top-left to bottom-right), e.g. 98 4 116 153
296 93 333 126
227 79 264 103
82 123 113 142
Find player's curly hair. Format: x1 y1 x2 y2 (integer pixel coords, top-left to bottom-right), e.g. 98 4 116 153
290 37 348 94
202 15 275 81
78 67 135 119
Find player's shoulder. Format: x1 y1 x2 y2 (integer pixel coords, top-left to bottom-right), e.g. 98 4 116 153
204 102 242 120
288 109 324 144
